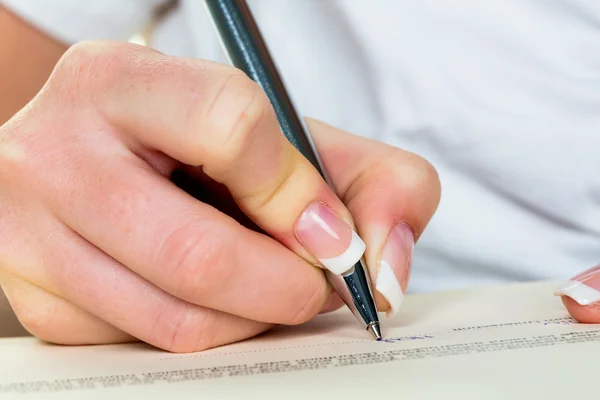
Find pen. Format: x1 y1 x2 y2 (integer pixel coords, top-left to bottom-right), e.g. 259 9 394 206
203 0 381 340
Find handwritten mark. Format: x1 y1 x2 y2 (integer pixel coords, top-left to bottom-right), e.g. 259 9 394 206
379 335 435 343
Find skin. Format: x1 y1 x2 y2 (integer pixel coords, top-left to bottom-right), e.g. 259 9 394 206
0 6 66 126
0 6 592 353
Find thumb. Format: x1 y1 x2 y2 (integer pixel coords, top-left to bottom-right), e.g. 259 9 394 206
555 265 600 322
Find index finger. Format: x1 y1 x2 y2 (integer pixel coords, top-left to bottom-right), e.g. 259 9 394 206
76 41 366 275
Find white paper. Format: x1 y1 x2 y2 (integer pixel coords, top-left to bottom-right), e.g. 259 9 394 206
1 280 599 399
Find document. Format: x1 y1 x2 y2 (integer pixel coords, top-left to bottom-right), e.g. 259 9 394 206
1 280 599 399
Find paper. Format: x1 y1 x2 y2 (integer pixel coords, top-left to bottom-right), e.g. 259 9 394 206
1 280 600 399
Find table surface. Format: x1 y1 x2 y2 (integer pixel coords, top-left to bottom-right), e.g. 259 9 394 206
0 288 29 338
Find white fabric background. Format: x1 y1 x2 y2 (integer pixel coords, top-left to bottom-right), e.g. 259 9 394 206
3 0 600 293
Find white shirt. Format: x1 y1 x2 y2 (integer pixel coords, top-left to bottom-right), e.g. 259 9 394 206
4 0 600 293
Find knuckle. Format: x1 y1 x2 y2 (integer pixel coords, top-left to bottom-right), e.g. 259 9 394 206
152 304 219 353
345 148 441 221
382 149 441 194
287 281 327 325
59 41 128 73
199 73 267 168
51 41 101 84
49 41 133 100
57 41 106 70
240 150 297 214
156 221 235 302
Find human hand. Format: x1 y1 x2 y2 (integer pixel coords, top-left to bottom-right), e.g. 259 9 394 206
0 42 440 352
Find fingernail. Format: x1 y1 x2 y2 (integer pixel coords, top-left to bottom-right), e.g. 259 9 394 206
555 265 600 306
376 223 414 317
295 201 366 275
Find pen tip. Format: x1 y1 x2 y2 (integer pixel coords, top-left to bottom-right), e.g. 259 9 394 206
367 322 382 340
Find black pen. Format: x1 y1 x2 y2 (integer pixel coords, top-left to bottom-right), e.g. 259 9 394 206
203 0 381 339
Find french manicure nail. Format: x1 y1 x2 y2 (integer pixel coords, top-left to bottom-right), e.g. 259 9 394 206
555 265 600 306
376 223 414 317
295 201 366 275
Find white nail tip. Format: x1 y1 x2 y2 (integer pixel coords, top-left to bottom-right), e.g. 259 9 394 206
555 280 600 306
318 231 366 275
376 261 404 318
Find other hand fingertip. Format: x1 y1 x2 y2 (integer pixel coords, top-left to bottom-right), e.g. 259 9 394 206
555 265 600 323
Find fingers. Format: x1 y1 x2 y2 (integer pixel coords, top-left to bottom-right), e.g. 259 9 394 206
555 265 600 323
42 41 365 275
308 118 441 317
0 271 133 345
2 222 272 352
16 148 328 324
32 146 327 324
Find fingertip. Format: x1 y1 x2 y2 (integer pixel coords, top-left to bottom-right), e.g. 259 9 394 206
561 295 600 323
555 266 600 323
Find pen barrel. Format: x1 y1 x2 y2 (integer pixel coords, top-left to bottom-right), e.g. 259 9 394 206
204 0 328 181
204 0 380 332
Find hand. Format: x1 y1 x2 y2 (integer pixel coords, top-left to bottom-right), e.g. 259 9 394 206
0 42 440 352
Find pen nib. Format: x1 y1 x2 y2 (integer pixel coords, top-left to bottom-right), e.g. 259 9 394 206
367 322 382 340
